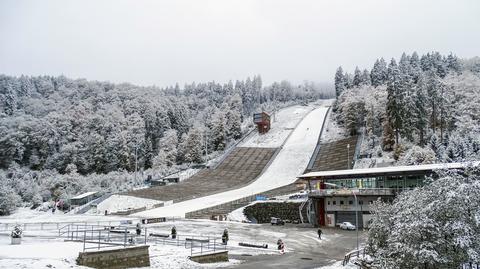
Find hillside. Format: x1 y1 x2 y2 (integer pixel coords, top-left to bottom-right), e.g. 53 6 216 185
332 52 480 167
0 74 332 215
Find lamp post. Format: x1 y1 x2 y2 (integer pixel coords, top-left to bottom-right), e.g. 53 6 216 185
347 143 350 169
324 182 359 251
134 144 143 183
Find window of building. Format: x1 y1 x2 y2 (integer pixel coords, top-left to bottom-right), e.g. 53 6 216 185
348 200 353 205
333 200 336 205
340 200 344 205
359 200 363 205
327 200 330 205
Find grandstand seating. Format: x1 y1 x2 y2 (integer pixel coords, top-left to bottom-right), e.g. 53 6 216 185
125 147 277 203
306 136 359 172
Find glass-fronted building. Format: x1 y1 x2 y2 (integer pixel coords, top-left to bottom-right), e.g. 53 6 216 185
297 162 475 228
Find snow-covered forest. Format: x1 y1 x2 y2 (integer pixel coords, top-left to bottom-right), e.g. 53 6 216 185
366 166 480 268
0 74 332 214
334 52 480 166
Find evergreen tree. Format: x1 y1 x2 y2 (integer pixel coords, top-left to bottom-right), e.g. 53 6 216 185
370 58 388 87
361 69 371 86
353 66 362 87
386 58 403 145
334 66 345 98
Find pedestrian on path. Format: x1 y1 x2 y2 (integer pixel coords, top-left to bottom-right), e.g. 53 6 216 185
222 229 229 245
277 239 285 255
136 222 142 236
317 228 323 239
171 226 177 239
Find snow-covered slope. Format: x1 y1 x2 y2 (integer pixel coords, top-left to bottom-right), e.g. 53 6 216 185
135 105 329 218
240 105 315 148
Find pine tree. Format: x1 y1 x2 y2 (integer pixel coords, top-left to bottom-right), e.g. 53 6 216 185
353 66 362 87
361 69 371 86
386 58 403 145
382 119 395 151
334 66 345 98
371 58 388 87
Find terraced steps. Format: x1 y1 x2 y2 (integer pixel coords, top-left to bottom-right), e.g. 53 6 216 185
125 147 278 203
306 136 359 172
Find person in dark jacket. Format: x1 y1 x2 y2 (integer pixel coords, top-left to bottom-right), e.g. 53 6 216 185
222 229 229 245
136 222 141 236
317 228 322 239
171 226 177 239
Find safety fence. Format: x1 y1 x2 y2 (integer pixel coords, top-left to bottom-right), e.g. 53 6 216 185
58 223 225 255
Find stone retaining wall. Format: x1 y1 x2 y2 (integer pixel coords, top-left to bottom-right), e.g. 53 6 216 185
76 245 150 269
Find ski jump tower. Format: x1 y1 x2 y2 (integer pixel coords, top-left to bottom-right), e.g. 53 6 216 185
253 112 271 134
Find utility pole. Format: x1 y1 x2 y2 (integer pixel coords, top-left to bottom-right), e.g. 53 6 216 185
134 145 138 183
204 128 209 163
347 143 350 169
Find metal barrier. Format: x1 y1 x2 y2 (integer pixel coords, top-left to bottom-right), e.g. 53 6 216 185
58 223 223 254
343 248 365 266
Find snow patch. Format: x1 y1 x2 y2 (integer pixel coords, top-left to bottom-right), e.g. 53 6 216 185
95 194 162 214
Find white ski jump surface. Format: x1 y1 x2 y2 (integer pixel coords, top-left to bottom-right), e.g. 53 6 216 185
135 105 329 218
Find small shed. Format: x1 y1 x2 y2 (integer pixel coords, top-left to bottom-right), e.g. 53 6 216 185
69 191 99 207
253 112 271 134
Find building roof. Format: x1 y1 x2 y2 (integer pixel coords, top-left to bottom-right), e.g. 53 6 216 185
299 161 479 180
70 191 98 200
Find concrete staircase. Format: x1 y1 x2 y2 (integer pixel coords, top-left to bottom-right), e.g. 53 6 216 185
306 136 359 172
125 147 277 203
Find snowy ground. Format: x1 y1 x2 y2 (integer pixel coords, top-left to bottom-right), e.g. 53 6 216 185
134 106 329 218
0 212 364 269
93 194 162 214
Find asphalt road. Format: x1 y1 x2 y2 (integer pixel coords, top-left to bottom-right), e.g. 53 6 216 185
227 224 366 269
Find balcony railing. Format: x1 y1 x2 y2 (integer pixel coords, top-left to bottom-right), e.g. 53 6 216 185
308 188 397 197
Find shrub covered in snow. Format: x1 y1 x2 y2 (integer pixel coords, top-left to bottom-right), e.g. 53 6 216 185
398 145 436 165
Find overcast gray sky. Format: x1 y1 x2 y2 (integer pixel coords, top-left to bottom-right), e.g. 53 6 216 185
1 0 479 87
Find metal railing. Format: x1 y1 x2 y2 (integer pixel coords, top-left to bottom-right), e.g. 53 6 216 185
308 188 396 197
58 223 225 254
306 106 332 171
0 220 138 232
343 248 365 266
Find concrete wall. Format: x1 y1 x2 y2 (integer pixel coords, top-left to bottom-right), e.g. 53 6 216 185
244 202 307 223
76 245 150 269
189 251 229 263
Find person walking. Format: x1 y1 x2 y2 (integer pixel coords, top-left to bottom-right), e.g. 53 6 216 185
222 229 229 245
277 239 285 255
136 222 142 236
317 228 323 240
171 226 177 239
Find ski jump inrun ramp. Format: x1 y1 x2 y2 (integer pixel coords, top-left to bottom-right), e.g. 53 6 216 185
135 105 330 218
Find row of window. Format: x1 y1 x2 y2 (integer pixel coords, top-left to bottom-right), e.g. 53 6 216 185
326 198 394 206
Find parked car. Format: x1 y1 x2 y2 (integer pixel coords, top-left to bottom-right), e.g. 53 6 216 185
270 217 285 225
339 222 356 230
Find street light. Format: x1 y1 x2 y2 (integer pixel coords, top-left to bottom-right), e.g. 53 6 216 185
347 143 350 169
324 182 359 251
134 144 143 183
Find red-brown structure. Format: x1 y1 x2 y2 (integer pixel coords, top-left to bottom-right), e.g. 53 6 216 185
253 112 271 134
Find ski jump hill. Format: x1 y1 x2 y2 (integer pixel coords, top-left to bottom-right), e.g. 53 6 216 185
97 101 331 218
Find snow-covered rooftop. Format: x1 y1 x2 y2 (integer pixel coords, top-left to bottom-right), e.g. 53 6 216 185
70 191 98 200
299 161 480 179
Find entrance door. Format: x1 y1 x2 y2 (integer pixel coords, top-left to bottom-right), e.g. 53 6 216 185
317 198 325 226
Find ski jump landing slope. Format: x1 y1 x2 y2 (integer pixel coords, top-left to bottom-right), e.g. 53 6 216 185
135 106 329 218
